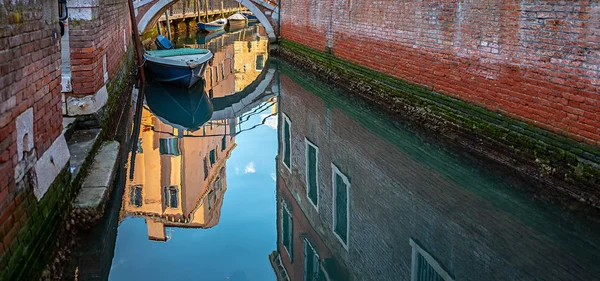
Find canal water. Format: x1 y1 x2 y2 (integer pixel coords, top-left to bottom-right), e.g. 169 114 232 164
74 25 600 281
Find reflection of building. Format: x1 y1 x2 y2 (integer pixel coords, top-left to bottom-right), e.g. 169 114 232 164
271 68 600 281
123 106 235 241
123 26 274 242
234 37 268 92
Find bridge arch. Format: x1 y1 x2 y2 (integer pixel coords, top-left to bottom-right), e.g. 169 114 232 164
136 0 278 41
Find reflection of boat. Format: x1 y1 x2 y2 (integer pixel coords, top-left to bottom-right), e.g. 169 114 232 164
155 35 173 50
198 18 227 32
241 11 258 22
144 81 214 131
227 13 247 28
197 30 225 45
144 49 213 88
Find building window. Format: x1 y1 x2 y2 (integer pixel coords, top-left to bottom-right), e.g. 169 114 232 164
221 136 226 151
303 239 323 281
410 239 454 281
163 186 178 208
210 149 216 165
282 113 292 172
305 138 319 210
255 54 265 70
282 202 293 261
159 138 179 156
207 191 214 210
332 164 349 250
129 185 143 207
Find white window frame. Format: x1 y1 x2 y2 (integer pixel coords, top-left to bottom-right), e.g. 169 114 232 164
303 238 320 281
281 201 293 261
331 163 350 251
410 238 454 281
281 113 292 173
305 138 319 211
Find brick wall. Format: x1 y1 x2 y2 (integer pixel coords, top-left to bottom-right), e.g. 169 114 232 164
0 0 64 266
277 71 600 280
280 0 600 146
69 0 131 96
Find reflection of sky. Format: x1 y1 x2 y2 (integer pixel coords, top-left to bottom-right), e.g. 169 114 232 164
109 102 278 281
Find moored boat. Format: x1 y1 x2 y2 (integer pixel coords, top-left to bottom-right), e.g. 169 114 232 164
155 35 173 50
240 11 258 22
198 18 227 33
144 48 213 88
227 13 247 28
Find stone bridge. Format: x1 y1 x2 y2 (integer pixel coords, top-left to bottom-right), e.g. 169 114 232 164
134 0 279 41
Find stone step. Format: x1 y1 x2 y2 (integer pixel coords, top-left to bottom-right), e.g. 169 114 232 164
67 128 102 184
73 141 120 213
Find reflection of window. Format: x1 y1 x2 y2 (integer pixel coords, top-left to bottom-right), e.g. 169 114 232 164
305 139 319 209
221 61 225 80
282 113 292 172
204 158 209 180
221 136 226 151
209 89 213 99
255 54 265 70
332 164 349 249
129 185 143 207
282 202 293 261
136 138 143 154
159 138 179 156
215 176 223 191
210 149 216 165
303 239 323 281
207 191 214 210
410 239 454 281
163 186 178 208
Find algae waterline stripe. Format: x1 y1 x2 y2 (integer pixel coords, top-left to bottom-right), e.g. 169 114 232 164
279 39 600 195
279 40 600 161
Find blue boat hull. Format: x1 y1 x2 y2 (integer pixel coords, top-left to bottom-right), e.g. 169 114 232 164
145 61 208 88
198 22 225 32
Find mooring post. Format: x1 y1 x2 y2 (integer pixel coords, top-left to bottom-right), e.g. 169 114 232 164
205 0 209 22
157 22 162 35
165 11 172 39
126 0 146 83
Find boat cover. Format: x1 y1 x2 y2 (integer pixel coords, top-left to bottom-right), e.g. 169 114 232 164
146 48 210 58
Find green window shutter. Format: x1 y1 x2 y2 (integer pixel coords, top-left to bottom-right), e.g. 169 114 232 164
221 136 226 151
283 120 291 168
335 174 348 244
210 149 216 165
204 158 209 179
307 145 318 206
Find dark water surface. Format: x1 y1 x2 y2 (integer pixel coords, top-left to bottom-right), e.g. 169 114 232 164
100 26 600 281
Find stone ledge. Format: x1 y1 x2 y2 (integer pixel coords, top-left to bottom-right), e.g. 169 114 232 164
73 141 119 228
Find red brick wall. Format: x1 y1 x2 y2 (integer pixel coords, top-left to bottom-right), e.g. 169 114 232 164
69 0 132 96
280 0 600 145
0 0 62 261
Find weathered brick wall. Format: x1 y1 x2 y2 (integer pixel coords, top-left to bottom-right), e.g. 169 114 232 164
277 72 600 280
69 0 131 95
0 1 74 278
280 0 600 145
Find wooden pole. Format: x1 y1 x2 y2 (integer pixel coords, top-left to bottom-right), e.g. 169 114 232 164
165 11 172 39
126 0 145 83
205 0 209 22
157 22 162 35
196 0 200 18
220 0 223 18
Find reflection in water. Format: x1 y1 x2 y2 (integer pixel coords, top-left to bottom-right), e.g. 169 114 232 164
109 25 277 280
271 63 600 281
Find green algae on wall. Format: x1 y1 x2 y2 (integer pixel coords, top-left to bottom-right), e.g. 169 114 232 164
0 166 72 281
278 39 600 209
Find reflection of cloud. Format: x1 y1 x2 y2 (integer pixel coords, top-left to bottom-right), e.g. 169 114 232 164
244 162 256 173
271 173 276 182
261 114 277 130
235 167 240 175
